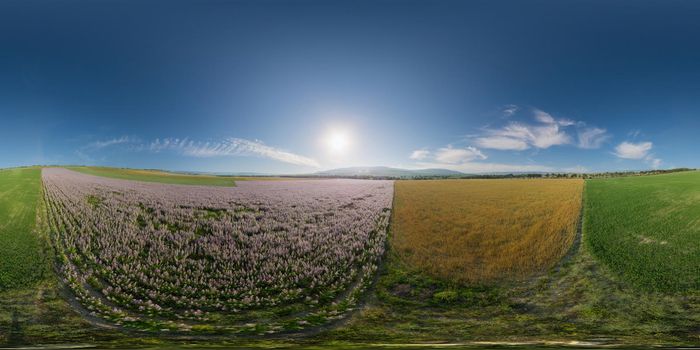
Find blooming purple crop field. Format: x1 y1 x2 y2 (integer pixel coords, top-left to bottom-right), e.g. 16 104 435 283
42 168 393 333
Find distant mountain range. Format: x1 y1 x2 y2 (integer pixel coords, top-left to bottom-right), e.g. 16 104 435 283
312 166 466 178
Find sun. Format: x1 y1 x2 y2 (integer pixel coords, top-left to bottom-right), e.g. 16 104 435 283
324 129 351 155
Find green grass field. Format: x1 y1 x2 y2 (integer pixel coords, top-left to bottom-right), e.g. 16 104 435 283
585 171 700 291
0 167 48 290
66 166 237 187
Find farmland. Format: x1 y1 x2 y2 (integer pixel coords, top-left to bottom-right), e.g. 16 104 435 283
0 168 111 345
42 168 393 333
67 166 238 187
0 167 698 347
323 176 698 345
585 171 700 291
391 179 583 283
0 167 48 290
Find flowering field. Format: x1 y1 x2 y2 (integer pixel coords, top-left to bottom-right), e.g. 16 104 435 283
42 168 393 333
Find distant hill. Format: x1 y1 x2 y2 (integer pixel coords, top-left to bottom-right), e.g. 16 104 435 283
313 166 465 178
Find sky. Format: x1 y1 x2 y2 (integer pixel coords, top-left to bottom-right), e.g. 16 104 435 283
1 0 699 174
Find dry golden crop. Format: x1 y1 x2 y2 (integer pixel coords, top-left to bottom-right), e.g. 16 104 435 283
392 179 583 283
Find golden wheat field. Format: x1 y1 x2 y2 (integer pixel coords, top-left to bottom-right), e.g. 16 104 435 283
391 179 584 283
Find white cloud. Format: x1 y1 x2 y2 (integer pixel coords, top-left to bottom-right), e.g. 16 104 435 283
148 137 191 153
474 136 530 151
557 118 577 127
149 137 321 167
76 136 140 162
577 127 610 149
502 104 519 117
475 108 615 152
529 124 572 148
81 136 320 168
534 109 556 124
434 146 487 164
614 141 653 159
533 109 575 126
476 121 571 151
613 141 662 169
84 136 137 151
409 149 430 160
409 144 562 174
474 109 575 151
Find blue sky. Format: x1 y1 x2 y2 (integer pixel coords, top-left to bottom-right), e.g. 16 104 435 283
1 0 699 174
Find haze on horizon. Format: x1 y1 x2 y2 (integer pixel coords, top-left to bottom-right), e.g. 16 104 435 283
1 0 699 174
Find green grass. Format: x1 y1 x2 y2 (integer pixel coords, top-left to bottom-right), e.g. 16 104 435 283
0 168 129 346
585 171 700 292
0 167 48 290
66 166 237 187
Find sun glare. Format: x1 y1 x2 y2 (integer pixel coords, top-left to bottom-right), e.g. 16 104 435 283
325 129 351 155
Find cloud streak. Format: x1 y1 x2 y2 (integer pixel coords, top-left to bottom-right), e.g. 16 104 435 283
82 136 321 168
434 146 487 164
409 149 430 160
409 145 488 164
502 104 519 117
577 127 610 149
84 136 138 151
150 137 321 167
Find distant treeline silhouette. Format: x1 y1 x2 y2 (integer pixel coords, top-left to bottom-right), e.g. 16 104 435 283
286 168 696 180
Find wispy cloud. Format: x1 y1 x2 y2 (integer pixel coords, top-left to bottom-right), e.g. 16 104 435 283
84 136 138 151
408 144 562 173
577 127 610 149
149 137 320 167
409 149 430 160
502 104 519 117
628 129 643 138
75 136 140 163
473 135 530 151
81 136 320 168
434 146 487 164
614 141 653 159
407 107 623 174
533 109 575 126
409 145 487 164
474 115 571 150
475 107 610 151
